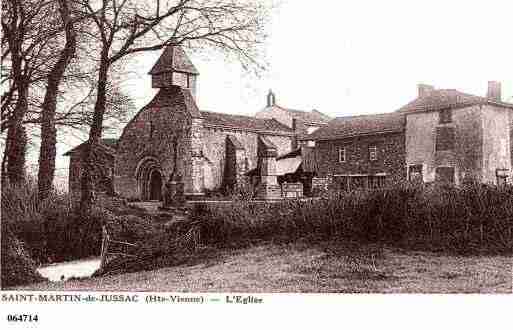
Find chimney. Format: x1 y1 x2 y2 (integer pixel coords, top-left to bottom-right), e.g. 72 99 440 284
267 89 276 107
418 84 435 98
487 81 502 101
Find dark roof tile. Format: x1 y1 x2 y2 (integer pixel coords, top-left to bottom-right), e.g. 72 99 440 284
397 89 513 113
306 113 405 141
274 106 331 124
63 138 118 156
201 111 293 133
149 45 199 75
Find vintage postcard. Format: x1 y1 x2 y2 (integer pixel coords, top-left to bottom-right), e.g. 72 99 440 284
1 0 512 328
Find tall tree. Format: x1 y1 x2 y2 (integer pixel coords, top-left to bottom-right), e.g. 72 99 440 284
77 0 269 213
37 0 77 200
2 0 46 185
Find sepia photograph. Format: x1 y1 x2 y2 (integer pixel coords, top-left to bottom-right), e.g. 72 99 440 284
1 0 512 327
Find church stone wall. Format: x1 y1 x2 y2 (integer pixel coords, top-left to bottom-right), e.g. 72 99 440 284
200 127 293 191
114 99 193 200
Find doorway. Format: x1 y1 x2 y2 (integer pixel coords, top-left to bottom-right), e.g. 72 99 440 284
149 170 163 201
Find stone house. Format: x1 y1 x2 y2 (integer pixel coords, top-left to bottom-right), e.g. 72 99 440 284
306 113 406 190
64 138 118 201
306 82 513 188
66 45 329 201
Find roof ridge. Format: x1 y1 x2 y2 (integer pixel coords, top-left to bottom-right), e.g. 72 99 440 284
335 112 402 120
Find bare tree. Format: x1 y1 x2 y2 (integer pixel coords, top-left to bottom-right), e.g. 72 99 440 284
77 0 269 213
37 0 78 201
1 0 61 186
1 0 132 193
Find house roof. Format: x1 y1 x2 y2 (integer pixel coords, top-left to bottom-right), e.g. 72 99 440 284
286 108 332 124
149 45 199 75
63 138 118 156
201 111 294 134
306 113 405 141
272 106 331 125
397 89 513 114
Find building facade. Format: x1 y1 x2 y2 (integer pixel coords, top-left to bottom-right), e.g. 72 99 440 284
307 82 513 188
66 45 329 201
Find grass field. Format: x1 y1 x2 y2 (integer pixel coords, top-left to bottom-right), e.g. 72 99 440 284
18 241 512 293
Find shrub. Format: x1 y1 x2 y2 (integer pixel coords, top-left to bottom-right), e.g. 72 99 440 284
191 183 513 254
1 183 102 264
1 226 46 288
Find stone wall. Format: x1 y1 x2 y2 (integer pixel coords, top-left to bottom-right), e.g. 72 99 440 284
200 127 293 191
510 110 513 170
223 136 248 192
314 132 406 184
114 88 194 200
405 106 484 184
482 105 512 184
68 149 115 205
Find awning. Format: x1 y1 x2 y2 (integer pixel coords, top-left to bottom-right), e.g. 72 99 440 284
245 156 302 177
275 156 302 176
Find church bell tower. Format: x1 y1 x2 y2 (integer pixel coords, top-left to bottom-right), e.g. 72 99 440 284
149 45 199 99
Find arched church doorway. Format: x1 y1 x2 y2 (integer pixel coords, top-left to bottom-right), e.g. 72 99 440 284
135 156 163 201
149 170 163 201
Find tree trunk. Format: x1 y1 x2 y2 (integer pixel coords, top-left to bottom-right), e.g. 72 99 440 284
4 85 29 186
37 0 77 201
3 1 29 187
79 53 109 215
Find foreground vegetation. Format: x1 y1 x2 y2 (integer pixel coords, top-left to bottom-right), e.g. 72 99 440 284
2 182 512 288
18 240 512 293
194 183 513 255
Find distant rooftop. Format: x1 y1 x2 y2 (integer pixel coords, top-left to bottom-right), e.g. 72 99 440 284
201 111 293 134
264 89 331 125
306 113 405 141
397 87 513 114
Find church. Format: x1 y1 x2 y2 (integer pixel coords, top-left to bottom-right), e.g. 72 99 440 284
65 45 330 201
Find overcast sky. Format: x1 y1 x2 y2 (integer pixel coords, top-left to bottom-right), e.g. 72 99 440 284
48 0 513 188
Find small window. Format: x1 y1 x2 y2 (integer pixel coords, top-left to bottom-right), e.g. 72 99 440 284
369 145 378 161
435 167 455 184
439 109 452 124
436 126 455 151
338 148 346 163
409 165 423 183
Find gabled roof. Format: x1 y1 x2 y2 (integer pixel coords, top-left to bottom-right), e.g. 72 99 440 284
397 89 513 114
201 111 294 134
149 45 199 75
306 113 405 141
273 106 331 125
63 138 118 156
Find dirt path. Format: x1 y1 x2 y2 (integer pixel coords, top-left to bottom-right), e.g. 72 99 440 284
18 242 512 293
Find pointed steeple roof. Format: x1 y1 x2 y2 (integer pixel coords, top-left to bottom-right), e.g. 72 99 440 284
149 45 199 75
